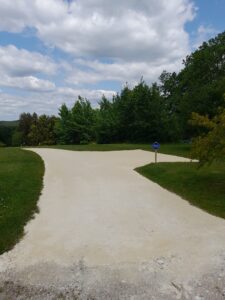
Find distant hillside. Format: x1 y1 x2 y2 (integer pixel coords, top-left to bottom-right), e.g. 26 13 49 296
0 120 19 127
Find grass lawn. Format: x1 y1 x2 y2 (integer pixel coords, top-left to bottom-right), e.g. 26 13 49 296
0 148 44 254
36 143 191 158
136 161 225 219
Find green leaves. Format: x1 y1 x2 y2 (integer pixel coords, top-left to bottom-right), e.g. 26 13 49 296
190 107 225 165
18 113 57 146
56 97 96 144
96 81 170 143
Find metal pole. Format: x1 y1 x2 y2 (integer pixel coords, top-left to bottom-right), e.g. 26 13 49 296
155 149 157 163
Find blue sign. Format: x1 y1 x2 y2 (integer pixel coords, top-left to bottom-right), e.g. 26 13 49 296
152 142 160 150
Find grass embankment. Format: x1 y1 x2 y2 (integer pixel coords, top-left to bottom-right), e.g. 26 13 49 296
37 143 191 158
0 148 44 254
136 161 225 219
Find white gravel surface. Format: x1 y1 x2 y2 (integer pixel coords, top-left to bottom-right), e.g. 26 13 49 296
0 149 225 299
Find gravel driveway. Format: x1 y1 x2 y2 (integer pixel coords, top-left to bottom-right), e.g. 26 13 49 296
0 149 224 299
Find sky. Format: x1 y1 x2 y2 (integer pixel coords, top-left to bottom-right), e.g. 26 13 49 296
0 0 224 120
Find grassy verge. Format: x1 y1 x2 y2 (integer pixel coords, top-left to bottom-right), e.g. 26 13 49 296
136 161 225 219
36 143 191 158
156 143 191 158
0 148 44 254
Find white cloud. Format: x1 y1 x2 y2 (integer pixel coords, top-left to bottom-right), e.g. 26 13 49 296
0 45 57 77
66 58 183 86
0 0 66 32
0 93 29 120
0 75 56 92
0 45 57 91
36 0 195 63
37 0 195 86
0 0 198 119
0 0 195 63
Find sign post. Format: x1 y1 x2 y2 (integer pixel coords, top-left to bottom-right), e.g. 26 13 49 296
152 142 160 163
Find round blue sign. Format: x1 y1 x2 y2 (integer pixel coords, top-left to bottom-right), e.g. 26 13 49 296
152 142 160 150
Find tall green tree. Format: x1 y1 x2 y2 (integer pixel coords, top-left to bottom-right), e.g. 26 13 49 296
18 113 38 145
70 96 96 143
56 97 96 144
28 115 57 145
96 95 120 143
159 71 181 141
182 32 225 136
55 104 73 144
159 31 225 140
96 80 169 143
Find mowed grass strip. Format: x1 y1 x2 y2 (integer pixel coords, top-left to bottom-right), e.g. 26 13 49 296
36 143 191 158
136 161 225 219
0 148 44 254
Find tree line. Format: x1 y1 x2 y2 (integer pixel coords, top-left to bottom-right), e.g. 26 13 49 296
1 31 225 160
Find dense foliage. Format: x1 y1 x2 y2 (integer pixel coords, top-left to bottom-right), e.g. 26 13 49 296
17 113 57 146
159 32 225 139
96 82 170 143
190 107 225 165
55 96 96 144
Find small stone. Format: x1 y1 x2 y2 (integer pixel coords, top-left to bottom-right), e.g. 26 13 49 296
156 259 164 265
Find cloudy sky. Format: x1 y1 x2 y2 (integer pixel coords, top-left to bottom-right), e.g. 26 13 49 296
0 0 224 120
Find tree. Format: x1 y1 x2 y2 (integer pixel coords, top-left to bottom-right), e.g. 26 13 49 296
71 96 96 143
17 113 57 146
28 115 57 145
128 81 163 142
55 103 73 144
97 79 178 143
96 95 120 143
56 97 96 144
114 84 133 141
159 71 182 141
190 107 225 165
159 31 225 140
18 113 38 145
185 33 225 132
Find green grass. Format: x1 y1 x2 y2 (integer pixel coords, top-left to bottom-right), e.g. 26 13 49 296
136 161 225 219
0 148 44 254
156 143 191 158
36 143 191 158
